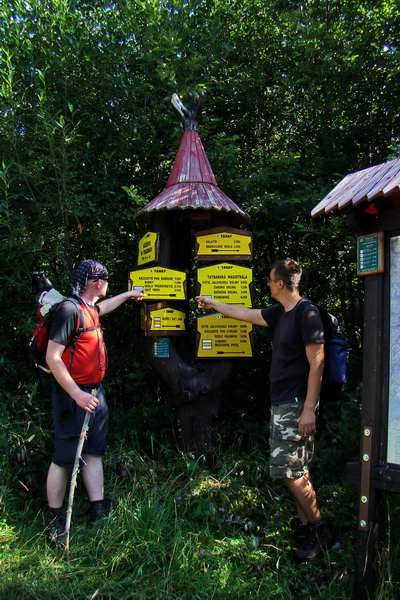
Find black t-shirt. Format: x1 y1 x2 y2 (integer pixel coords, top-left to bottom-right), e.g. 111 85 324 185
50 299 82 346
261 299 324 405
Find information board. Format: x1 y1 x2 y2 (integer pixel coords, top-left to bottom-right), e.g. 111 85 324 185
357 232 384 276
195 227 252 261
138 231 159 266
143 302 186 336
196 313 253 358
129 266 186 300
197 263 253 306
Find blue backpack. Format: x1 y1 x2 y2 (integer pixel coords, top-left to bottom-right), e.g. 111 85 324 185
295 300 349 386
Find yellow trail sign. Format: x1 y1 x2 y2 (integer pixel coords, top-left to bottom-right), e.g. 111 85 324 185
196 313 253 358
197 263 253 306
138 231 159 266
142 302 186 336
195 227 252 260
129 266 187 300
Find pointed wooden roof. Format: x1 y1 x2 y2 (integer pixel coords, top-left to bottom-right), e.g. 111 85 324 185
135 130 250 222
312 157 400 217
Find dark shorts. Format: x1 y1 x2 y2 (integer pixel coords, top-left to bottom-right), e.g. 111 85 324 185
269 401 314 479
51 381 109 468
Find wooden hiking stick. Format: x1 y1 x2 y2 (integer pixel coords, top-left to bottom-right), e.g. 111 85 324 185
64 388 96 562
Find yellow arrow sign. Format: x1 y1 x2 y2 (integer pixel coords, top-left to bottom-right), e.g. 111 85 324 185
143 303 186 335
151 307 186 330
129 266 187 300
196 227 252 260
197 263 253 306
138 231 159 266
196 313 253 358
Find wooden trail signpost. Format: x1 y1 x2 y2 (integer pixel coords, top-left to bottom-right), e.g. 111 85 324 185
132 94 252 451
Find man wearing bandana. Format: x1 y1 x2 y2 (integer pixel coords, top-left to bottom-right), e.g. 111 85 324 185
45 259 145 546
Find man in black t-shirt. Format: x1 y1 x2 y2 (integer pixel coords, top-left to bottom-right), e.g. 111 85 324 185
196 258 332 562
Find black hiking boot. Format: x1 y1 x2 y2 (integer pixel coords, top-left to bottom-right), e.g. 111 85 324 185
46 509 66 548
292 518 309 542
89 499 111 524
293 520 333 562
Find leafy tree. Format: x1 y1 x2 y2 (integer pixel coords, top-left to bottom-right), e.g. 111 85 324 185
0 0 398 425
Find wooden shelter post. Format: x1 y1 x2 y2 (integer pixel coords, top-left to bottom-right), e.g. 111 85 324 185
312 160 400 600
351 271 387 599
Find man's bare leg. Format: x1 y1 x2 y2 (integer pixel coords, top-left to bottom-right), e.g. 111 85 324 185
81 454 104 502
47 462 68 508
283 473 321 524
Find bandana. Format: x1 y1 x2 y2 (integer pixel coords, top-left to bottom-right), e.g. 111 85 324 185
71 259 109 297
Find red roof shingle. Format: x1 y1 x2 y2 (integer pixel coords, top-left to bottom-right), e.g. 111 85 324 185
136 130 250 222
312 157 400 217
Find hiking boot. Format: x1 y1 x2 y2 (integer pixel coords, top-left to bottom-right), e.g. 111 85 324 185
89 499 111 524
292 518 309 542
46 510 66 548
293 521 333 562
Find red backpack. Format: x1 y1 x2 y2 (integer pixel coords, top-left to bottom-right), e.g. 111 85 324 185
28 289 84 374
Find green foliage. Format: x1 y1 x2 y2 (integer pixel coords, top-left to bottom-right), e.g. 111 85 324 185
0 380 53 496
2 0 397 407
375 495 400 600
0 1 399 594
0 383 396 599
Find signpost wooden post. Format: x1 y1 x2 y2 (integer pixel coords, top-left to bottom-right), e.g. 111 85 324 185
132 94 252 451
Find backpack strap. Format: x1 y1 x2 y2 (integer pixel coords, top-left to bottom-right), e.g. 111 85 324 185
294 299 313 343
62 297 86 368
63 297 103 371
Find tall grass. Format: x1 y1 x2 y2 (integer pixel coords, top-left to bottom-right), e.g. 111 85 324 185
1 386 399 599
1 439 359 600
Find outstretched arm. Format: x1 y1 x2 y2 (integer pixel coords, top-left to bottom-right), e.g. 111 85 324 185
195 295 268 326
98 289 145 316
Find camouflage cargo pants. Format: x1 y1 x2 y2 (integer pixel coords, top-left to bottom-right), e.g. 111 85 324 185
269 401 314 479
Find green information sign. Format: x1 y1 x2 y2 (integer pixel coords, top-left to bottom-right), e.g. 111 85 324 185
152 337 170 357
357 232 384 276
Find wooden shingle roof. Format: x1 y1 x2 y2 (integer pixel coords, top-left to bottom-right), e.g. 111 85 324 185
136 130 250 222
312 157 400 217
